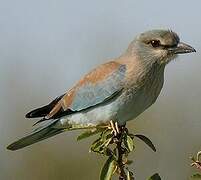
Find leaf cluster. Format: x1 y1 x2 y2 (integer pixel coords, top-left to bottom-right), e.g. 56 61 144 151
77 124 160 180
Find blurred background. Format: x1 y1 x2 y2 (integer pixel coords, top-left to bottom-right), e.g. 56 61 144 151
1 0 201 179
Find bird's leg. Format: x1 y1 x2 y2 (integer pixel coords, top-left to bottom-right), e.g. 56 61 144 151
115 122 120 134
109 120 117 136
191 151 201 170
109 120 120 136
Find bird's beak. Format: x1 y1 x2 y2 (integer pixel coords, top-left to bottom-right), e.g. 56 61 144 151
171 42 196 54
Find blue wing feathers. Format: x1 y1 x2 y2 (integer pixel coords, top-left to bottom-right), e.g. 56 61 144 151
70 64 126 111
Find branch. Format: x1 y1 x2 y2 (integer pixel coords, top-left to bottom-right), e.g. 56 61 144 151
77 122 160 180
116 126 127 180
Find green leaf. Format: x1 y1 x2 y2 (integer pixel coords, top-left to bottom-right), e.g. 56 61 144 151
101 129 113 142
100 156 117 180
90 129 113 154
77 128 103 141
128 133 135 139
148 173 161 180
191 173 201 179
127 171 131 180
134 134 156 152
103 148 114 157
90 138 104 153
124 135 134 152
127 170 134 180
90 135 113 154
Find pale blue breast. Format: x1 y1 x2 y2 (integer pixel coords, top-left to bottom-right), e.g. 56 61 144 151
116 64 165 125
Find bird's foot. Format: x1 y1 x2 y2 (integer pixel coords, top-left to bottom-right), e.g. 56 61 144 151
109 120 120 137
191 151 201 170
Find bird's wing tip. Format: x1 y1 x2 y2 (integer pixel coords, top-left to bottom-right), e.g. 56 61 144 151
7 143 18 151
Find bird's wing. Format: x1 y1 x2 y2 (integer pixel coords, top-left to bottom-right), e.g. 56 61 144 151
26 94 65 118
26 61 126 120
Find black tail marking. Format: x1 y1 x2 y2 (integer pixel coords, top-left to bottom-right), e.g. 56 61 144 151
26 94 64 118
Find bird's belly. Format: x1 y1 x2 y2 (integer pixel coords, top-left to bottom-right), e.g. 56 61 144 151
59 84 162 127
116 91 154 125
116 78 164 124
59 101 119 127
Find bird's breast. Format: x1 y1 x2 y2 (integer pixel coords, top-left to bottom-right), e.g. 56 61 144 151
116 63 165 124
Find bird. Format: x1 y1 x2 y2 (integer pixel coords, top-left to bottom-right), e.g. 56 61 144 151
7 29 196 151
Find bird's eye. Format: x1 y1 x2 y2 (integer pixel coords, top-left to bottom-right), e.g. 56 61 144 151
149 40 161 48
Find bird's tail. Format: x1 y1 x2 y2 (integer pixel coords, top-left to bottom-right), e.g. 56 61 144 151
7 120 64 151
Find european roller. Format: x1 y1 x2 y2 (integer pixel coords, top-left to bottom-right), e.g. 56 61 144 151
7 29 196 151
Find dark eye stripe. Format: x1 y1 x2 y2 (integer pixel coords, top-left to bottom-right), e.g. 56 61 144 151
160 44 178 49
146 39 178 49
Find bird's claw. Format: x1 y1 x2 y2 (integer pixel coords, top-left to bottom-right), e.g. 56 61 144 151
191 151 201 170
109 120 120 137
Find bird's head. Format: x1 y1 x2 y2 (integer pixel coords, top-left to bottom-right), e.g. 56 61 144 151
128 29 196 64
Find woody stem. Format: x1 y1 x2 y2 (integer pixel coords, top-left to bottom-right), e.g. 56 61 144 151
116 126 127 180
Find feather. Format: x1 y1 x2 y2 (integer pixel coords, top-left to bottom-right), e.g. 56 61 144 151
7 120 63 150
25 94 64 118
